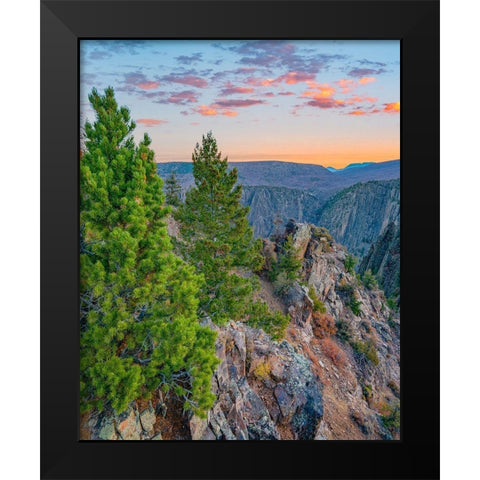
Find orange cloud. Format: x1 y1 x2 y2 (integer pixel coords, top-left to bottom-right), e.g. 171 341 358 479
345 95 378 105
247 71 315 87
246 77 276 87
193 105 238 117
194 105 218 116
384 101 400 113
222 110 238 117
220 84 255 95
136 118 167 127
335 78 357 93
358 76 376 85
137 81 161 90
348 110 367 116
303 81 336 98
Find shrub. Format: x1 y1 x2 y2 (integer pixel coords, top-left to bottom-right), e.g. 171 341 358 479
338 282 362 316
387 380 400 397
349 295 363 316
360 320 373 333
380 402 400 434
335 319 353 343
362 269 378 290
246 301 290 341
344 253 357 274
352 339 379 366
337 282 354 296
312 311 337 339
312 226 333 243
253 361 272 381
362 384 373 401
308 286 327 313
387 297 399 312
273 271 293 296
321 337 347 367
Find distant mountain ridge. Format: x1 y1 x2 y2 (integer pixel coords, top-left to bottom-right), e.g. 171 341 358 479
156 160 400 240
157 160 400 192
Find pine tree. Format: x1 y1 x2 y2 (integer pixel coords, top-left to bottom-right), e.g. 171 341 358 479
277 234 302 280
177 132 264 324
80 87 219 417
164 170 182 207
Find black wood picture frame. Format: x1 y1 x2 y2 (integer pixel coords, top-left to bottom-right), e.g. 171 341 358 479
41 1 439 479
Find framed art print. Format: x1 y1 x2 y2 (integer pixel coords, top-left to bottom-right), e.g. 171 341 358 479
41 1 439 479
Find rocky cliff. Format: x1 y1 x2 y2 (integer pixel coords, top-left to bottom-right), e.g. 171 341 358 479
358 222 400 304
157 161 400 242
82 221 400 441
242 186 322 238
317 179 400 257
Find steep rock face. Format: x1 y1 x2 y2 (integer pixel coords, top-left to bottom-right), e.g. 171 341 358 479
157 161 400 241
281 222 401 439
317 179 400 257
358 222 400 303
191 320 324 440
241 186 322 238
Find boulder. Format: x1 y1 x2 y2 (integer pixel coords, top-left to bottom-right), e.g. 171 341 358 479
139 403 156 433
116 408 141 440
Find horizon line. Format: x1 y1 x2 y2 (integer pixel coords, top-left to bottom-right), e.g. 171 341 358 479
155 158 400 167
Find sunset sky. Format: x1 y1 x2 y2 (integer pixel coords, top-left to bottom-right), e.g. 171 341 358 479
80 40 400 168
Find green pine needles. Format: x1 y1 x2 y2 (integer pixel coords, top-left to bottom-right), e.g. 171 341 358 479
165 170 182 207
177 132 263 324
177 132 289 337
80 88 219 417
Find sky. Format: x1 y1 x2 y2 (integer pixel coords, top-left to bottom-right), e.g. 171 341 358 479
80 40 400 168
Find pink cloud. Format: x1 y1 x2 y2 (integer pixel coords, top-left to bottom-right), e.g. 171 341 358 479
278 91 295 96
358 76 376 85
166 90 198 104
246 76 277 87
335 78 357 93
220 84 255 95
214 99 265 108
162 74 208 88
276 71 316 85
305 98 345 109
344 95 378 105
137 81 161 90
222 110 238 117
193 104 238 117
136 118 168 127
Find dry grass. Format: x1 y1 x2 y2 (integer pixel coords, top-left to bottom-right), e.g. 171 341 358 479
312 312 337 339
320 337 347 368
